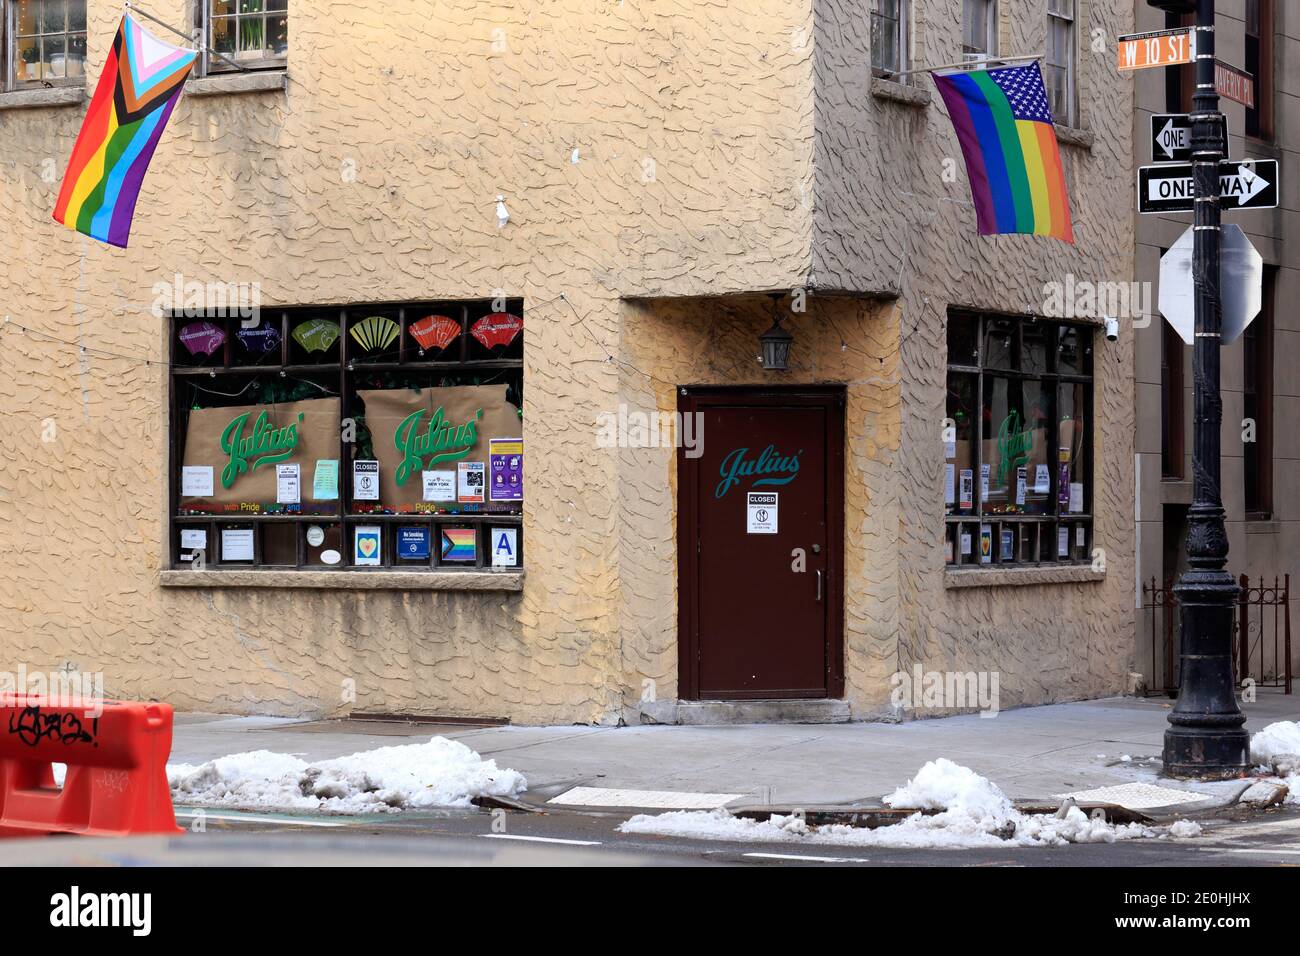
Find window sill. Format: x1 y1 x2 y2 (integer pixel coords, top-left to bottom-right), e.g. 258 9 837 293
0 86 84 111
160 569 523 592
944 565 1104 589
870 76 931 108
185 71 287 98
1244 519 1279 535
1054 125 1094 150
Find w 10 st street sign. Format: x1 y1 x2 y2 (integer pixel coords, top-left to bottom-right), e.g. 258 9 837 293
1118 28 1194 71
1138 159 1278 213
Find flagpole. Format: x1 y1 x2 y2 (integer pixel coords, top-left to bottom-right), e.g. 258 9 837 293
886 53 1041 79
122 1 249 73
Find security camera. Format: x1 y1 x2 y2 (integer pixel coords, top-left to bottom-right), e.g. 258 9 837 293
1104 316 1119 342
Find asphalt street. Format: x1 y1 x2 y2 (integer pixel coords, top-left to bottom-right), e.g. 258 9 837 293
4 801 1297 867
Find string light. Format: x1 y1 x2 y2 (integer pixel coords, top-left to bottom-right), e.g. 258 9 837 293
1 289 897 394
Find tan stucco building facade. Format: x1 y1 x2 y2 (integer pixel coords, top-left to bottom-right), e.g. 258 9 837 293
0 0 1138 725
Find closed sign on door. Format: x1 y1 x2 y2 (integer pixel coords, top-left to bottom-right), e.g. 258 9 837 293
746 492 778 534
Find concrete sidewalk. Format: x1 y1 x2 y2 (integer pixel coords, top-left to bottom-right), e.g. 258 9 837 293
170 692 1300 807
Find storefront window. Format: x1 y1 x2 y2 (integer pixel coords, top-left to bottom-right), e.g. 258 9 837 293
169 300 524 572
945 311 1093 568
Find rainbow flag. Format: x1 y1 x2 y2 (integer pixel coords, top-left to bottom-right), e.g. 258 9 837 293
53 14 196 248
441 528 477 563
932 63 1073 243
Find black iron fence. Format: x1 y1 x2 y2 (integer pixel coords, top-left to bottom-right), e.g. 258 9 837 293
1140 573 1292 697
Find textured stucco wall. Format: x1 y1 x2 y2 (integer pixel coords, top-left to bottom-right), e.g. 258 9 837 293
809 0 1137 710
0 0 813 722
0 1 1137 723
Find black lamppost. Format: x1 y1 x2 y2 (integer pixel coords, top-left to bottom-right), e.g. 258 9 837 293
1149 0 1249 777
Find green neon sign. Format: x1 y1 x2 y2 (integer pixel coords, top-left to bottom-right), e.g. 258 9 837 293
996 410 1033 484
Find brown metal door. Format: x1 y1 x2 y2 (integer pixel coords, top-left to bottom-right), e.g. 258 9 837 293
678 388 844 700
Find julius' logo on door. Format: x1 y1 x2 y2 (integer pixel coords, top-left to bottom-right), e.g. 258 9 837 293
715 445 801 498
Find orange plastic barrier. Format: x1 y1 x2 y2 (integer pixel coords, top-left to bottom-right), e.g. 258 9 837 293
0 694 182 837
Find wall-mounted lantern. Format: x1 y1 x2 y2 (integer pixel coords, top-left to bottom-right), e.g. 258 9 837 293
759 293 793 371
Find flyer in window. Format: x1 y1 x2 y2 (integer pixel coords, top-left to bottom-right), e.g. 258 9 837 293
221 528 254 562
276 463 300 505
457 461 485 503
488 439 523 502
354 526 382 566
959 469 974 510
490 527 519 567
422 470 455 502
1034 463 1050 494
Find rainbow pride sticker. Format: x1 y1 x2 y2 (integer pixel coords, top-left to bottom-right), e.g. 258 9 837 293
440 528 477 563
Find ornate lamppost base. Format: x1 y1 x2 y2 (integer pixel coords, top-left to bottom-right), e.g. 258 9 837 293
1163 726 1250 779
1163 568 1249 778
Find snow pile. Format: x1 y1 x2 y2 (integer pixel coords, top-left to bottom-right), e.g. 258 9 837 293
1169 819 1202 839
620 759 1172 850
1250 721 1300 767
1249 721 1300 805
168 737 526 813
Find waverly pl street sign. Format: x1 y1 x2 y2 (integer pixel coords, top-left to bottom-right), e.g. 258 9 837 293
1138 159 1279 213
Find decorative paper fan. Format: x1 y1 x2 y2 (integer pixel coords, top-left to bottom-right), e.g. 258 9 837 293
470 312 523 349
350 315 400 352
409 314 461 352
236 320 281 355
291 318 340 353
178 321 225 356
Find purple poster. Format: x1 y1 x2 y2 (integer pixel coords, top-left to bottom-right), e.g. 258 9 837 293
1058 463 1071 508
489 438 523 503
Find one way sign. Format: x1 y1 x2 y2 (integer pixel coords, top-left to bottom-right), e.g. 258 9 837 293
1138 159 1279 214
1150 113 1227 163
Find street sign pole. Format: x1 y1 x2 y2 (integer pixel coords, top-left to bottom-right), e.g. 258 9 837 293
1163 0 1249 778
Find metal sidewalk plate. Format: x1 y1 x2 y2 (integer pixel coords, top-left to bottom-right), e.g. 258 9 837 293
548 786 743 810
1053 782 1211 810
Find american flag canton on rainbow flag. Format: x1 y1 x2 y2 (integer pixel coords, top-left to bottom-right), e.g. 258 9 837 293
931 62 1074 243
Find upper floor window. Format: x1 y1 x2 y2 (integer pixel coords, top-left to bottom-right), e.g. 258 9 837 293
199 0 287 76
962 0 997 59
1046 0 1076 126
1245 0 1274 140
871 0 907 78
1243 269 1275 518
2 0 86 92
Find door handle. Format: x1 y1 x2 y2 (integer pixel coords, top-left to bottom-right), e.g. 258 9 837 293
815 569 823 602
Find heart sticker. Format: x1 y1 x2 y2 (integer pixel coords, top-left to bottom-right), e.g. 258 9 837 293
359 537 377 557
